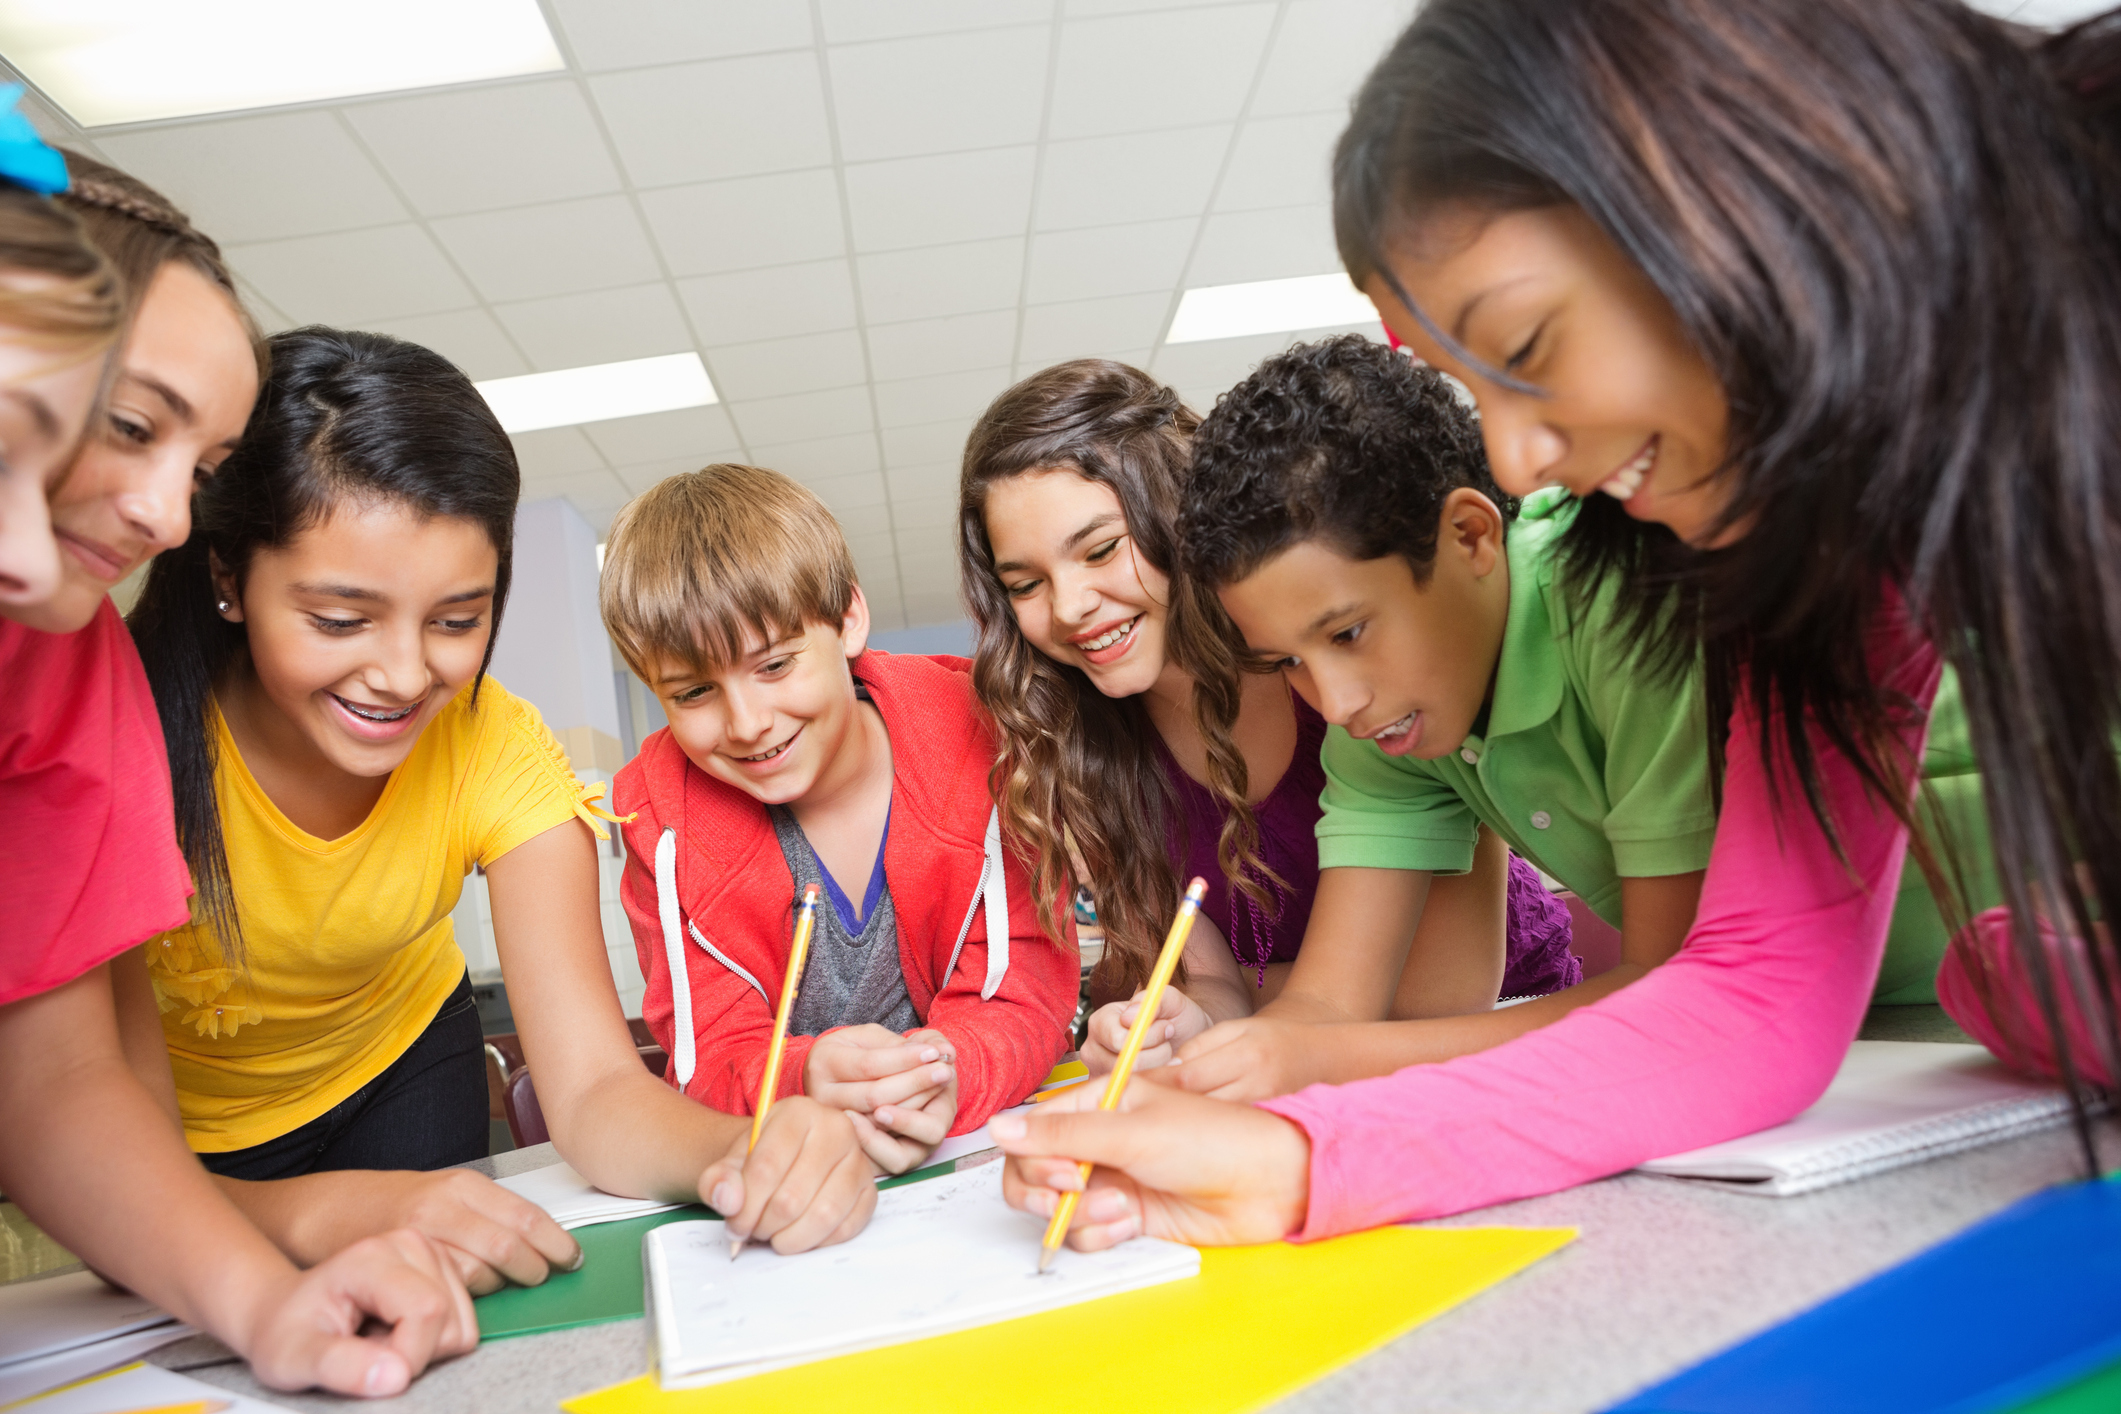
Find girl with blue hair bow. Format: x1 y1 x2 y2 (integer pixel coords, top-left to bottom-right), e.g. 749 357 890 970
0 92 481 1398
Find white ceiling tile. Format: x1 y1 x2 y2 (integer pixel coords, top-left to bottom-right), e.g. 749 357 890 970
640 170 846 277
344 83 622 217
857 239 1023 324
884 462 962 500
1017 292 1171 363
888 490 962 541
366 308 530 380
829 29 1048 163
1214 112 1341 213
1049 6 1276 140
1065 0 1239 12
584 405 742 466
1185 205 1341 286
432 195 663 303
750 432 879 481
548 0 815 71
866 310 1019 380
511 427 608 479
804 471 890 516
881 419 974 468
1250 0 1419 118
613 457 722 496
821 0 1050 42
95 111 405 244
844 147 1037 252
707 330 870 401
874 367 1013 429
521 468 631 505
492 282 694 370
679 259 859 344
1033 124 1229 231
895 521 959 563
730 386 876 446
901 586 964 628
226 225 474 325
591 55 833 188
1024 219 1194 303
1149 329 1307 392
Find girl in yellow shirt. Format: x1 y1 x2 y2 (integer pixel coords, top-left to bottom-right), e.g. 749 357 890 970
127 327 878 1268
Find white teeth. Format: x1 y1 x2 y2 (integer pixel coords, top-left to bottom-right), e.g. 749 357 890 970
1599 440 1657 501
740 740 790 763
1080 616 1138 653
1373 711 1416 740
338 696 416 722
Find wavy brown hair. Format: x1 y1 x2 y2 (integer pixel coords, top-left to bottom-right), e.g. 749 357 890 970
1336 0 2121 1160
959 360 1265 1000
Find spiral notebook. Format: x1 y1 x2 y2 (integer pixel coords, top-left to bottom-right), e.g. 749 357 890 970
1636 1040 2082 1197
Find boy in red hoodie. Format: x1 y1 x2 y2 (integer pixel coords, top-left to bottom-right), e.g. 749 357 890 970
604 464 1077 1176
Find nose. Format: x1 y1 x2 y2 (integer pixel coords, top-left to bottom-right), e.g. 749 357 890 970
1308 662 1368 729
1478 397 1569 500
1049 564 1100 631
364 621 434 704
721 681 774 745
113 453 196 553
0 475 59 605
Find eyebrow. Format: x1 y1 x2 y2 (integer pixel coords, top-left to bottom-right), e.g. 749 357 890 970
290 582 494 605
1449 276 1537 343
0 387 60 443
1377 265 1545 399
993 513 1123 575
1306 600 1366 636
127 372 195 425
653 635 799 685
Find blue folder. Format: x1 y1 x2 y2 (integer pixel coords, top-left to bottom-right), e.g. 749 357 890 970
1606 1177 2121 1414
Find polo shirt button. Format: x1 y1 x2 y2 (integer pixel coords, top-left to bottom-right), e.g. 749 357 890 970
1530 810 1552 829
1460 748 1479 764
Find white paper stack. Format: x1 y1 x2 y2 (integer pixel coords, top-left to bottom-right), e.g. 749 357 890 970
0 1272 189 1404
4 1360 295 1413
1637 1040 2083 1197
647 1161 1199 1389
496 1160 688 1230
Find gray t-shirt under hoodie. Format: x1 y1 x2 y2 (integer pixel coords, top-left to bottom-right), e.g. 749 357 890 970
769 803 919 1038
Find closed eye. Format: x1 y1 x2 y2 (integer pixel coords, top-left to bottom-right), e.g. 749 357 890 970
437 616 484 633
1331 622 1365 648
1086 536 1123 564
310 614 364 634
1504 323 1545 373
1004 577 1039 600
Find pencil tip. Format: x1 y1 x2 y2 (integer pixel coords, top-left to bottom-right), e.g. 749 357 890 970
1036 1246 1055 1275
727 1236 743 1261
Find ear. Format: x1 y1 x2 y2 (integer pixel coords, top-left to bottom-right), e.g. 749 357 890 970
1440 487 1506 579
839 583 872 660
207 549 245 622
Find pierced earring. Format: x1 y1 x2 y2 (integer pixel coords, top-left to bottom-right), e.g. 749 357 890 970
216 600 231 613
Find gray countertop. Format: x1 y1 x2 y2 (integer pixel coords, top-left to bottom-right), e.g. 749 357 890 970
157 1012 2110 1414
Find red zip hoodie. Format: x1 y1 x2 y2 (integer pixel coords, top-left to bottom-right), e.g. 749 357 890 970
614 649 1077 1133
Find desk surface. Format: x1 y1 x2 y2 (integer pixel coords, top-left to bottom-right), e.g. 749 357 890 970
154 1014 2114 1413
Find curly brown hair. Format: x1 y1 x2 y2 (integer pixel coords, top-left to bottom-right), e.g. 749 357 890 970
958 360 1267 1000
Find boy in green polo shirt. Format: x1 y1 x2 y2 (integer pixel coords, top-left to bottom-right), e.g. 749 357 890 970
1160 335 1716 1101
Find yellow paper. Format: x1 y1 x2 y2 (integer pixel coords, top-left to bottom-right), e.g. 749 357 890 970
564 1224 1574 1414
1041 1059 1089 1086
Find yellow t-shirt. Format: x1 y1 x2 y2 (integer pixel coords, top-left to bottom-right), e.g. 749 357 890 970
147 677 614 1152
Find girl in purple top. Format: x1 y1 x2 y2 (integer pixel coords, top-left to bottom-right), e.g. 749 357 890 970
957 359 1573 1073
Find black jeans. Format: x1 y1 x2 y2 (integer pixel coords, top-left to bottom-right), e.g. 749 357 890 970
201 972 488 1180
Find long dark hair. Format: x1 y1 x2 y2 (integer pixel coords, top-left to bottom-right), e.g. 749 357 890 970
959 360 1261 999
1336 0 2121 1156
128 327 520 959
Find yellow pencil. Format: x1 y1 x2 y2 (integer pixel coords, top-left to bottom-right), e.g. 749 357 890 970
107 1402 230 1414
1037 876 1207 1274
731 881 821 1260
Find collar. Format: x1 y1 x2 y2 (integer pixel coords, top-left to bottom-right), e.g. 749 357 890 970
1480 488 1576 742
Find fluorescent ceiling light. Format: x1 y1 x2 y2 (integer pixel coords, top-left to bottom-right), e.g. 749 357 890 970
477 353 718 436
0 0 563 128
1165 274 1379 345
1962 0 2116 26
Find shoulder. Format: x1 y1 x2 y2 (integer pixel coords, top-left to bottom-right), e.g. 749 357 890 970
859 650 997 832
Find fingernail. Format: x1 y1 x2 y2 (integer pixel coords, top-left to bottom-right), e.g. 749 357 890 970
1113 1216 1141 1243
920 1046 940 1062
567 1247 585 1272
711 1182 738 1213
366 1356 406 1396
875 1107 894 1125
1087 1188 1129 1220
990 1113 1026 1141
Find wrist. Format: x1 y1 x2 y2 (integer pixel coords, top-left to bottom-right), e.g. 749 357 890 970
1264 1111 1313 1237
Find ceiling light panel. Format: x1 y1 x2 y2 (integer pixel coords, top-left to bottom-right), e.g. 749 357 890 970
1165 274 1379 344
0 0 563 128
476 353 717 435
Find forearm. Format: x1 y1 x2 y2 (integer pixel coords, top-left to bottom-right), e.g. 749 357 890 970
0 971 297 1348
1300 966 1648 1079
552 1064 751 1204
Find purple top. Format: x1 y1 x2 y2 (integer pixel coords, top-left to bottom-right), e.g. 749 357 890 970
1157 693 1579 999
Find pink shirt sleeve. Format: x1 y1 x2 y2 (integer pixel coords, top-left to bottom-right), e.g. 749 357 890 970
1259 602 1942 1238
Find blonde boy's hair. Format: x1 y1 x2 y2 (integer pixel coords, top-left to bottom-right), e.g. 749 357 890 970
600 463 857 680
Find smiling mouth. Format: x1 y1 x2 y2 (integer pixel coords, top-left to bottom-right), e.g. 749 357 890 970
1599 437 1659 501
56 529 132 583
1366 710 1418 744
1075 614 1141 655
331 693 419 723
735 731 798 764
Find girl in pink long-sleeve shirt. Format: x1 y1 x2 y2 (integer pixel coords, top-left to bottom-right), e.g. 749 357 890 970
993 0 2121 1247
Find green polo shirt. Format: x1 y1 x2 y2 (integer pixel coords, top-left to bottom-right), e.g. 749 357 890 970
1316 488 1717 928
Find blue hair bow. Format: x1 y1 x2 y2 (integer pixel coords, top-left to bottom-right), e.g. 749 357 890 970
0 84 67 195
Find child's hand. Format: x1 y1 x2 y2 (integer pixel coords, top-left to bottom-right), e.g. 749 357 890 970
988 1077 1310 1251
849 1027 961 1174
264 1168 581 1296
697 1095 876 1254
240 1228 478 1396
1081 987 1212 1076
803 1022 957 1115
1164 1015 1328 1103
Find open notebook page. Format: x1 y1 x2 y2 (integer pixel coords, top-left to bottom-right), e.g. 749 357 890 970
648 1161 1200 1388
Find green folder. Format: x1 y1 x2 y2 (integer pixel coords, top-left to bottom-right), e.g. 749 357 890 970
2001 1359 2121 1414
475 1159 965 1340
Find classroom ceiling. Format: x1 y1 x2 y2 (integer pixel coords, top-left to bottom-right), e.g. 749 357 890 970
9 0 1416 632
11 0 2099 631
